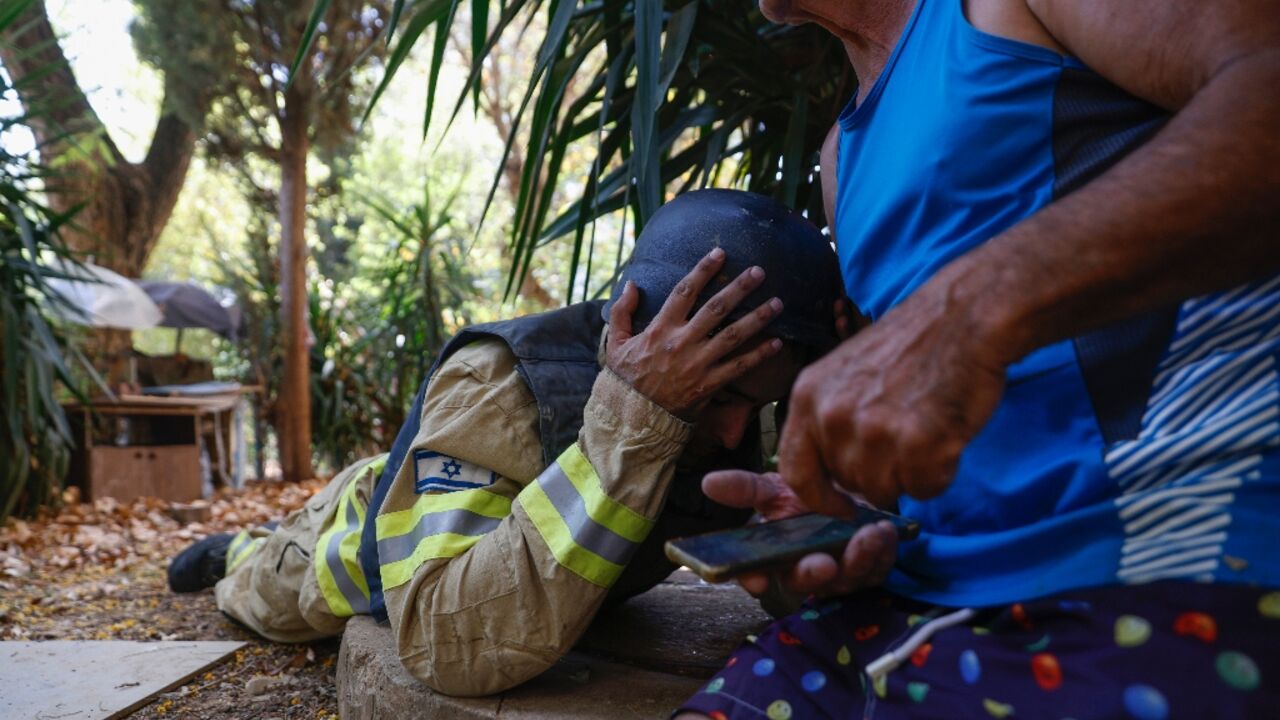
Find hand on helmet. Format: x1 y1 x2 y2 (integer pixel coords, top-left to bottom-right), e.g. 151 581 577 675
606 248 783 419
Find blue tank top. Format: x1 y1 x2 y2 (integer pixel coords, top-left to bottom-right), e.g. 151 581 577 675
835 0 1280 605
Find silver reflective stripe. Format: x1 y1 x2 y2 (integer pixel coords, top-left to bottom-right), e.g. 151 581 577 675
376 509 503 566
325 494 369 614
537 464 638 566
229 534 251 557
227 532 255 568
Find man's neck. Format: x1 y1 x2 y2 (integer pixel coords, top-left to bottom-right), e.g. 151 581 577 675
811 0 918 102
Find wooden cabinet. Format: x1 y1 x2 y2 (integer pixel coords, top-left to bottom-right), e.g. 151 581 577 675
87 445 202 503
65 393 243 504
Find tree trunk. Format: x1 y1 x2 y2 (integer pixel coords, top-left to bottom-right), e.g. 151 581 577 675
277 83 313 483
0 1 197 381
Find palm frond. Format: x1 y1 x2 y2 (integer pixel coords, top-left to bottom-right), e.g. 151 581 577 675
348 0 851 303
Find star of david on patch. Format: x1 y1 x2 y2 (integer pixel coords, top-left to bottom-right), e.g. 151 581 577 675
413 449 497 494
441 459 462 479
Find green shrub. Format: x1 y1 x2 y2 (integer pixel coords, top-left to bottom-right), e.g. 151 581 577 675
0 0 96 523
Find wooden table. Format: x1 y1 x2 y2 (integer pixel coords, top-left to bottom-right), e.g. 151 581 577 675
64 391 247 503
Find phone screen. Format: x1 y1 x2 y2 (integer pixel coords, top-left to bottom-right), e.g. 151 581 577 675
665 507 918 582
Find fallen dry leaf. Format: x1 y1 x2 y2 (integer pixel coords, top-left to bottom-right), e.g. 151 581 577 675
0 476 339 719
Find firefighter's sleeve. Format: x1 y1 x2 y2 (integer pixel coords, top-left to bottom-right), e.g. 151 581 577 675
377 339 691 697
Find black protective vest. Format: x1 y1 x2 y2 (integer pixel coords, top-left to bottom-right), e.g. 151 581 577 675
361 302 754 620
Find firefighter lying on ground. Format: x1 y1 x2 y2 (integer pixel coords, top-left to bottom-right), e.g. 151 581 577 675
168 189 845 696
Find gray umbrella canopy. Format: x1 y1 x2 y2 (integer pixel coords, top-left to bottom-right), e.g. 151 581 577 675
47 261 163 330
138 281 243 341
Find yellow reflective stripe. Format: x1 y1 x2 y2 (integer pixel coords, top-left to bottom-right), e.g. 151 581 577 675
558 444 653 542
240 539 264 570
516 444 656 588
344 485 369 597
225 530 251 564
519 479 624 588
314 456 385 617
226 530 262 573
316 478 368 617
376 489 512 538
374 488 513 591
314 492 347 616
379 533 493 589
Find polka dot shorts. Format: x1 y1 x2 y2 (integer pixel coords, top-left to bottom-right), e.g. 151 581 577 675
676 582 1279 719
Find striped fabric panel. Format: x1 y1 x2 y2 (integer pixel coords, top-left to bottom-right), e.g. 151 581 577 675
1106 277 1280 585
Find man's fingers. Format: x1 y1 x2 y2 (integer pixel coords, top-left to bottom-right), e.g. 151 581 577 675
686 265 767 338
740 520 899 597
832 297 867 340
653 248 726 325
866 520 899 584
607 280 638 348
834 298 853 340
779 419 856 518
846 413 897 507
702 470 783 510
787 552 838 593
704 337 783 390
706 297 783 359
840 523 891 584
738 572 770 596
898 429 964 502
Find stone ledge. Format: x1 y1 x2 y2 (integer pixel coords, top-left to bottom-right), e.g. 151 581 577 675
337 572 772 719
576 571 773 677
337 616 704 719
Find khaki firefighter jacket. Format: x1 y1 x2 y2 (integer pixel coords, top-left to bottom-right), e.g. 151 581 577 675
218 307 755 696
376 337 695 695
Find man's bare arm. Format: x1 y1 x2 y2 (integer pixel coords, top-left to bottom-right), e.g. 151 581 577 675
963 0 1280 359
780 0 1280 512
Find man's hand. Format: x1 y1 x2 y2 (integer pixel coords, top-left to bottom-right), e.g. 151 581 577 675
779 278 1011 511
833 297 866 341
702 470 898 596
776 0 1280 517
606 248 783 418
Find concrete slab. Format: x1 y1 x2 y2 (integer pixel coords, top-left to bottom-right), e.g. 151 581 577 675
0 640 245 720
337 571 767 718
498 650 705 719
577 572 772 676
337 617 703 720
337 616 500 720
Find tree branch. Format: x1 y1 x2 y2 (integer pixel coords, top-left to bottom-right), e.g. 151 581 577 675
229 86 280 154
0 0 119 160
250 2 285 122
143 106 196 199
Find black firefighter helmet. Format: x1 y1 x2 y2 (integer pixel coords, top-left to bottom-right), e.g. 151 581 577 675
603 189 845 356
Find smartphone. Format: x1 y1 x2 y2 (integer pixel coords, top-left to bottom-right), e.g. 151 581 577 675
664 508 919 583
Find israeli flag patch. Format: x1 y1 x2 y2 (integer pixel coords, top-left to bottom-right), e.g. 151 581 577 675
413 449 497 494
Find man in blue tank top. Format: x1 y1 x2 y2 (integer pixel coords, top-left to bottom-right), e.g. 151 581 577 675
679 0 1279 717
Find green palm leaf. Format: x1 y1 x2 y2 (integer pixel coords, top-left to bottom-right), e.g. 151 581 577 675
347 0 852 302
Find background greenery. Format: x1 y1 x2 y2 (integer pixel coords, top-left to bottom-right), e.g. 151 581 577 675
0 0 101 523
1 0 847 514
365 0 852 300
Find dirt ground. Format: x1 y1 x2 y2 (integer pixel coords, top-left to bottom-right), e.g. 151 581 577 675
0 479 342 719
